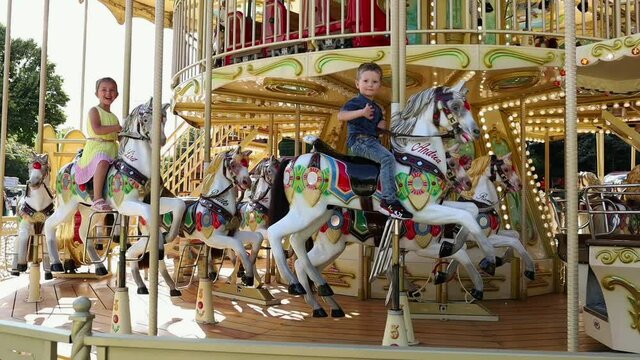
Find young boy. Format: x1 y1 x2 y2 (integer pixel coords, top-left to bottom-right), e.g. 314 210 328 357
338 63 413 220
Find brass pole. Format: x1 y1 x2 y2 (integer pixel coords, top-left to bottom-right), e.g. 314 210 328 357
36 0 50 154
79 0 89 130
149 0 166 336
519 100 527 300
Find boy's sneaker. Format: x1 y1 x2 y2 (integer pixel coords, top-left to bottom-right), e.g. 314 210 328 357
380 199 413 220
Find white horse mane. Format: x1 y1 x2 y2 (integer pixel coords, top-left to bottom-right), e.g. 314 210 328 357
390 87 439 150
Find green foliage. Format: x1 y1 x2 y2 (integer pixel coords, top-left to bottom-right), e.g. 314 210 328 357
0 23 69 146
4 136 32 183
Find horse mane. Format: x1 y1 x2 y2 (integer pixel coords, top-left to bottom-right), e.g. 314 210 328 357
462 155 492 197
118 103 141 154
578 171 600 188
390 87 438 150
201 152 227 197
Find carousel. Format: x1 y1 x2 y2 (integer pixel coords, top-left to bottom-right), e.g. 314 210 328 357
0 0 639 358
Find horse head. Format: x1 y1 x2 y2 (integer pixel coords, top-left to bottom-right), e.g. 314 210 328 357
120 97 170 147
28 152 51 188
223 147 252 191
446 151 472 192
491 153 522 192
436 81 480 144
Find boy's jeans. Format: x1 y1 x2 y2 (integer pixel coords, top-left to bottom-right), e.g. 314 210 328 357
349 136 396 202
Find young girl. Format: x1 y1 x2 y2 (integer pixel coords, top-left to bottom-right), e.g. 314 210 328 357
75 77 122 211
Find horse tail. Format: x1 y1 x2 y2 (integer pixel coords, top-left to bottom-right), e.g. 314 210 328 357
268 158 292 227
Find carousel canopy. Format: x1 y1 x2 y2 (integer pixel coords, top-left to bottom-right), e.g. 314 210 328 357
95 0 174 28
576 33 640 94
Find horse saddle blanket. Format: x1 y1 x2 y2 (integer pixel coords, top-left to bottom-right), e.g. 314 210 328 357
310 138 380 196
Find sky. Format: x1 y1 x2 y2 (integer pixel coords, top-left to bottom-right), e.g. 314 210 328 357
0 0 177 134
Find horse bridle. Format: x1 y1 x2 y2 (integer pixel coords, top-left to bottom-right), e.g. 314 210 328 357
445 152 465 191
489 154 517 192
250 161 275 203
381 86 470 141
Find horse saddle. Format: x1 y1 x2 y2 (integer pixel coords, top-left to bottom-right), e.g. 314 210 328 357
310 138 380 196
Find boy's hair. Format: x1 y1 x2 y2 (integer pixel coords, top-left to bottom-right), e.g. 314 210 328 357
95 77 118 92
356 62 382 80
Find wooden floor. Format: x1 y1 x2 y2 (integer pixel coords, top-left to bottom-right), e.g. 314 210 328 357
0 267 611 353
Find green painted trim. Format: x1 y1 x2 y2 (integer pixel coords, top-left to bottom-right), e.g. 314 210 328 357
591 39 623 58
247 58 304 76
175 79 200 97
314 51 385 73
406 48 470 68
484 49 555 68
212 67 243 80
596 247 640 265
602 275 640 333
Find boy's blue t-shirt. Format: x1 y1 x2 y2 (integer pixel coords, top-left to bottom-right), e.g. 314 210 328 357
342 93 383 148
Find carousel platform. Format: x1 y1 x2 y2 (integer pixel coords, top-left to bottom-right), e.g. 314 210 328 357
0 264 610 352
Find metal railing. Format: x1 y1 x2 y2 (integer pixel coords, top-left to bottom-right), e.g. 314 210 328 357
172 0 640 85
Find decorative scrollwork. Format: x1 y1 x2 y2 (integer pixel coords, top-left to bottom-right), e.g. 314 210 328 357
602 276 640 333
591 39 623 58
212 67 243 81
406 48 470 68
484 49 555 68
314 51 385 73
247 58 303 76
596 248 640 265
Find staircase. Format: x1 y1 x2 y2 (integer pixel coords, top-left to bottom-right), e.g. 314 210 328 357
161 121 268 196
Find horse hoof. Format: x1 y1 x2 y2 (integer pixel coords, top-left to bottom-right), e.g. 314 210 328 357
331 308 345 318
17 263 28 272
243 276 254 287
170 289 182 297
44 272 53 281
208 272 217 281
439 241 454 258
524 270 536 281
95 267 109 276
137 287 149 295
495 256 504 267
288 283 306 295
434 271 447 285
479 258 496 276
317 284 334 297
10 270 20 277
50 263 64 272
313 308 328 318
470 289 484 300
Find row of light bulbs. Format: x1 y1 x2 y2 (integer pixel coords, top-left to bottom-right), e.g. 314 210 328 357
479 108 556 241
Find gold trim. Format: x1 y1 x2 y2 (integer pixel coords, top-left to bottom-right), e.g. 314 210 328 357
175 79 200 97
314 51 386 73
602 275 640 333
596 247 640 265
406 48 470 68
247 58 304 76
486 71 540 92
263 78 327 96
212 67 243 81
484 49 555 68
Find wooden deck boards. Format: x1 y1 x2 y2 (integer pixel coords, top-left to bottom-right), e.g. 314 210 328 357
0 268 612 353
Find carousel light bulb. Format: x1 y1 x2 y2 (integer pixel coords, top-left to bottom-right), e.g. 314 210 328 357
484 134 490 139
543 223 549 228
501 205 507 210
496 186 503 192
486 142 492 148
488 150 495 155
503 215 509 220
529 180 535 185
506 224 511 229
613 103 620 108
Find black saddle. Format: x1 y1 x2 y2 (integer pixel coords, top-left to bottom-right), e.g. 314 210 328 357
311 138 380 196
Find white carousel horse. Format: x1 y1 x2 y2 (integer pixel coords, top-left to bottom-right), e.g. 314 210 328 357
294 150 485 317
171 147 262 287
44 98 186 275
11 153 54 279
267 82 500 298
435 153 536 284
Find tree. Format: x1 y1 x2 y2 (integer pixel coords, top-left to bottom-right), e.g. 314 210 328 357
0 23 69 146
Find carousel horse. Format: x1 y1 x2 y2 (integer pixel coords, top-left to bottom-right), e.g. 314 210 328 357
434 153 536 284
294 150 485 317
11 153 54 278
44 98 186 275
267 82 501 298
172 147 261 287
